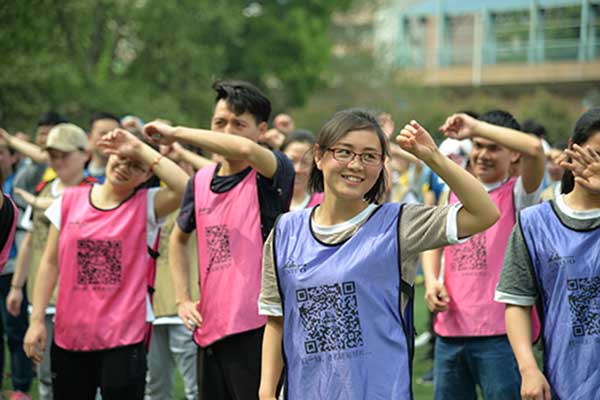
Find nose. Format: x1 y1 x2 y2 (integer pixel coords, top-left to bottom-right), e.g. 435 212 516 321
477 147 491 160
347 154 364 169
223 122 236 135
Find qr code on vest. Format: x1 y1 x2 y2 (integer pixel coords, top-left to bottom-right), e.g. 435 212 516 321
450 233 487 271
296 281 363 354
77 239 122 285
205 224 232 270
567 276 600 337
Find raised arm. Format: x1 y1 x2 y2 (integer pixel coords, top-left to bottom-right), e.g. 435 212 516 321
143 121 278 179
96 128 188 218
162 142 215 171
397 120 500 238
0 128 48 164
441 113 545 193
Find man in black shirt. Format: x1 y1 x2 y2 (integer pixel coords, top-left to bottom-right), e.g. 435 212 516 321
144 80 294 400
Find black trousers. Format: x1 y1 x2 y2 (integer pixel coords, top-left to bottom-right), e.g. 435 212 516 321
197 327 264 400
51 341 146 400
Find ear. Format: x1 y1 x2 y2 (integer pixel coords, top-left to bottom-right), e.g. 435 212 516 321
510 151 521 164
567 137 573 149
258 121 268 135
313 144 324 171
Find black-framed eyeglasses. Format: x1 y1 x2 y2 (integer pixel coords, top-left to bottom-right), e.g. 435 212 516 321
327 147 383 166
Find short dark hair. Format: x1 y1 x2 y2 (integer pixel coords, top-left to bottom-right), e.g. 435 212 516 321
561 107 600 194
212 80 271 124
89 112 120 128
37 111 68 127
522 119 547 138
309 108 389 204
281 129 316 152
478 110 521 131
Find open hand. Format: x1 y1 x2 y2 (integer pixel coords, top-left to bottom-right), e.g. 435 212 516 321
561 144 600 193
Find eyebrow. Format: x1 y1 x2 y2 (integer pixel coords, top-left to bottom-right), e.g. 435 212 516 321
473 140 497 148
335 141 381 152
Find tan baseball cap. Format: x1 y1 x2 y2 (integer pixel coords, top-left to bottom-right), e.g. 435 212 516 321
45 123 89 152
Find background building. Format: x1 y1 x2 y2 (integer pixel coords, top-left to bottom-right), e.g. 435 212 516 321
375 0 600 88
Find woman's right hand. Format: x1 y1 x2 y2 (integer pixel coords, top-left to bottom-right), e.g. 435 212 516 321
424 280 450 312
177 300 203 331
23 320 47 364
6 286 23 317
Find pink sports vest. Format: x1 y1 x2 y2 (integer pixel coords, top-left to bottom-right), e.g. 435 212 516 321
306 192 324 208
0 195 17 270
54 186 149 351
193 165 266 346
435 177 540 338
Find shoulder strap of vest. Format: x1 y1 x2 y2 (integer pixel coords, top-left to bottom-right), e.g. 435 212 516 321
35 178 54 194
516 211 543 343
147 246 160 260
400 279 414 299
147 227 161 260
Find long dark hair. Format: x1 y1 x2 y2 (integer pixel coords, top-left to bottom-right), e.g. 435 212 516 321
561 107 600 194
309 108 389 204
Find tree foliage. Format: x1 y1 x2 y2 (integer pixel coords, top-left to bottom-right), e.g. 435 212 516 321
0 0 351 132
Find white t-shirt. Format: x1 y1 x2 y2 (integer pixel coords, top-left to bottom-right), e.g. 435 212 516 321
482 176 543 215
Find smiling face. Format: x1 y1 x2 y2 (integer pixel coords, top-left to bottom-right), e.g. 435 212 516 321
470 137 518 184
105 154 151 189
315 129 384 202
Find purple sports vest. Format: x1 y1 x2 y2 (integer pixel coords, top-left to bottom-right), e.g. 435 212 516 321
521 201 600 399
274 203 413 400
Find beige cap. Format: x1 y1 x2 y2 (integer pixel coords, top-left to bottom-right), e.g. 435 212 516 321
45 123 89 152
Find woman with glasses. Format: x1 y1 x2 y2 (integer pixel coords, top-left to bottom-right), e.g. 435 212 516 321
281 130 323 211
23 128 187 399
258 108 500 399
